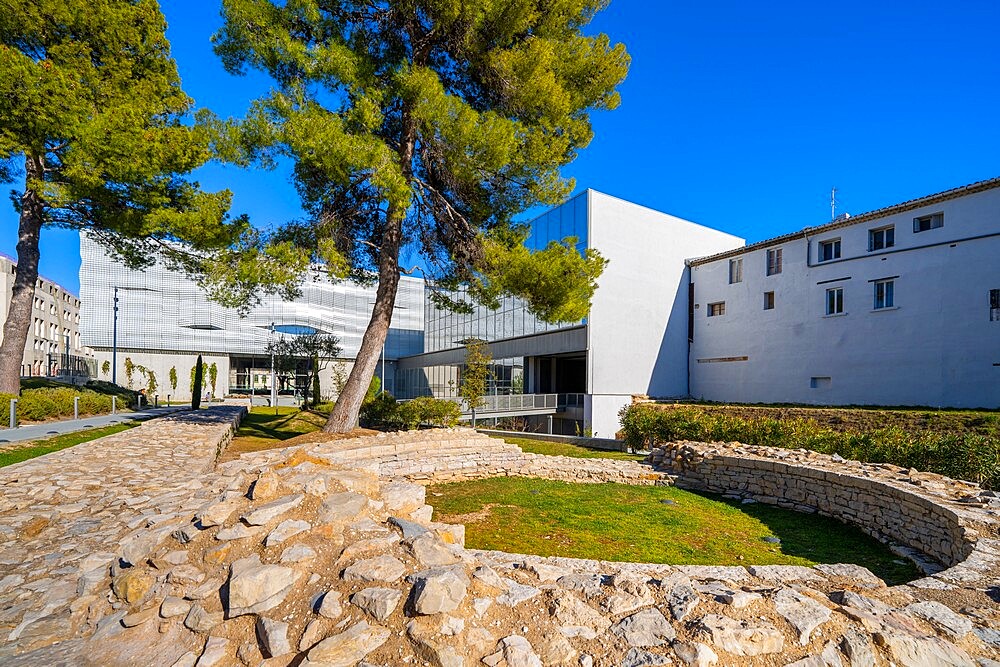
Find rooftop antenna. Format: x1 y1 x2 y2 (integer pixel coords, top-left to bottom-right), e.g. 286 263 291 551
830 187 838 221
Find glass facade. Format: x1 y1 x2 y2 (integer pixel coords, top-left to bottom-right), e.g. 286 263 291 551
423 192 589 354
78 235 425 361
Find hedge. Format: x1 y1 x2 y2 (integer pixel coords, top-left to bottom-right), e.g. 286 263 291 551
1 387 115 423
619 404 1000 489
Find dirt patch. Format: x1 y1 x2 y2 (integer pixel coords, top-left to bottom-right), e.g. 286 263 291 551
433 502 514 525
219 427 379 462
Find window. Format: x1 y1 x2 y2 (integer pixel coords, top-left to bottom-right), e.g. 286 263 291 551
763 291 775 310
874 280 894 310
825 287 844 315
729 258 743 284
810 376 831 389
707 302 726 317
991 289 1000 322
766 248 782 275
819 239 841 262
913 212 943 232
869 226 895 251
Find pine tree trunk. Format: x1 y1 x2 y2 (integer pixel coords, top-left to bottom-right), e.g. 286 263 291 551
0 154 45 396
324 104 417 434
323 240 401 432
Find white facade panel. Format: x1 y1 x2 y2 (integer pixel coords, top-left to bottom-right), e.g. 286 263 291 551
690 185 1000 408
587 191 744 398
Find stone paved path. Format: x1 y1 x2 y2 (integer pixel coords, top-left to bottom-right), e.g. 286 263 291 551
0 405 188 445
0 407 245 662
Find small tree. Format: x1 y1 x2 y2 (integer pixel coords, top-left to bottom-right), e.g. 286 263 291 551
101 360 111 378
208 362 218 398
124 357 135 389
459 339 492 424
169 366 178 393
191 356 204 410
266 334 342 408
145 369 157 395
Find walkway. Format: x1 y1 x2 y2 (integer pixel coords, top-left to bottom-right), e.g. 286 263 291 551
0 406 245 662
0 406 190 445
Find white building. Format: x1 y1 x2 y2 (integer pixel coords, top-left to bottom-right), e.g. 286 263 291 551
688 177 1000 408
78 236 425 401
398 190 744 436
0 253 94 380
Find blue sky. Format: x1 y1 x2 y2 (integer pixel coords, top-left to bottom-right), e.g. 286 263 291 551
3 0 999 295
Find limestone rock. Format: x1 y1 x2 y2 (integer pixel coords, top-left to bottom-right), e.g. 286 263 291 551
839 629 875 667
556 573 604 599
226 555 300 616
256 616 292 658
184 605 223 634
496 635 542 667
264 519 311 547
195 636 229 666
538 633 577 666
111 568 153 606
249 472 282 500
874 631 975 667
381 481 426 515
299 618 326 652
351 587 402 621
160 596 191 618
408 532 461 567
342 554 407 583
303 620 391 667
496 578 541 607
242 493 304 526
318 492 369 524
389 515 430 540
197 499 242 528
280 543 317 563
621 647 672 667
612 607 676 647
698 614 785 656
472 566 508 591
772 588 832 645
662 575 700 621
550 592 611 634
411 569 468 615
214 524 263 541
317 590 343 619
600 590 652 616
673 642 719 667
813 564 885 588
904 601 973 638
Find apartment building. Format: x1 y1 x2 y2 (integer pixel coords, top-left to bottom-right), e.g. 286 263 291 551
688 178 1000 408
0 253 94 379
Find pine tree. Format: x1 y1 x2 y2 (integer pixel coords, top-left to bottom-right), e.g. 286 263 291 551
214 0 628 432
0 1 251 394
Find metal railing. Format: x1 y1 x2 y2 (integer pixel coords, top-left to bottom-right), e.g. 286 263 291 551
449 393 586 415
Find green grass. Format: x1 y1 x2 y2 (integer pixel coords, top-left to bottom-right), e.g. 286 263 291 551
428 477 921 585
494 435 644 461
0 422 138 468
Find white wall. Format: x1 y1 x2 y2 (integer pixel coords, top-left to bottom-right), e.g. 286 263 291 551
690 186 1000 408
92 350 229 402
585 191 744 436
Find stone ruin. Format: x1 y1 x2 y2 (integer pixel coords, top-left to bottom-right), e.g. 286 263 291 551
1 408 998 666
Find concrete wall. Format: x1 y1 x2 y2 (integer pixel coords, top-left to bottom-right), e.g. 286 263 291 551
689 186 1000 408
585 191 744 435
91 349 230 402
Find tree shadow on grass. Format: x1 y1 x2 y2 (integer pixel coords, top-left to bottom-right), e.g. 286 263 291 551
692 490 923 585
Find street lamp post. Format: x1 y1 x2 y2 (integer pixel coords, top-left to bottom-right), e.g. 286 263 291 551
270 322 277 413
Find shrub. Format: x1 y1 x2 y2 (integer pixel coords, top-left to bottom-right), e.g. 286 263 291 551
11 387 114 421
619 404 1000 489
360 394 461 430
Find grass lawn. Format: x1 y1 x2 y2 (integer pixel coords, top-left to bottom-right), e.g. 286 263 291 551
494 435 644 461
428 477 921 585
221 406 376 461
0 422 138 468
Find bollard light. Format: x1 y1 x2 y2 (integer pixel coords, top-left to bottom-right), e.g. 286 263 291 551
74 396 80 420
9 398 16 428
112 396 117 415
